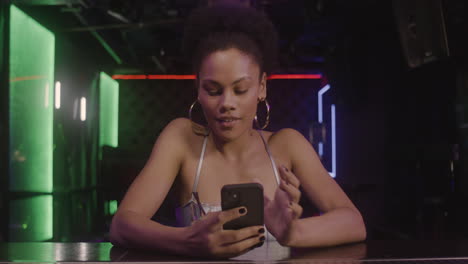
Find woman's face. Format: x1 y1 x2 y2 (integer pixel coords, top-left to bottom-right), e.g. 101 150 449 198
198 48 266 141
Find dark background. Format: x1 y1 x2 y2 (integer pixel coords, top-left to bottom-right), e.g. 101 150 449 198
1 0 468 242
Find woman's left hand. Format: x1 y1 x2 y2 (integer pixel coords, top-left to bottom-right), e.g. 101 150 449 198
264 165 303 245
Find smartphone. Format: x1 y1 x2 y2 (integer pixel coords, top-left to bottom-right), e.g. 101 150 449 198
221 183 264 230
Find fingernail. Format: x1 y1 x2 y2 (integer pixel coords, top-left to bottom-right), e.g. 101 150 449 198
255 241 264 248
260 236 265 241
282 165 289 172
258 228 265 234
239 208 246 214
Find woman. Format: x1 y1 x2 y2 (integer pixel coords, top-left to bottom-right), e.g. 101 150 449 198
109 6 366 258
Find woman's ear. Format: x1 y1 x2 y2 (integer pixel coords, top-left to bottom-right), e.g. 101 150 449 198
259 72 267 100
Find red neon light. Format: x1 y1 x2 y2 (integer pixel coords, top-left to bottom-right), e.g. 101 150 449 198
267 74 322 80
148 75 196 80
112 74 322 80
112 74 147 80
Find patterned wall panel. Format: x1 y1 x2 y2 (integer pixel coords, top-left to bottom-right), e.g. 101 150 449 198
117 78 325 156
118 80 196 155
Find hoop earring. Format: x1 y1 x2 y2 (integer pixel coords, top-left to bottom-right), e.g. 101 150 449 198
189 100 210 136
255 99 270 130
188 100 199 122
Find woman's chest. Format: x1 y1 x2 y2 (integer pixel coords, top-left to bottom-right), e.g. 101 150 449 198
179 148 289 204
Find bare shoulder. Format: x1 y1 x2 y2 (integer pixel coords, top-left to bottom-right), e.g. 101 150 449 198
148 118 193 158
158 118 195 142
156 118 207 155
267 128 309 152
163 117 192 135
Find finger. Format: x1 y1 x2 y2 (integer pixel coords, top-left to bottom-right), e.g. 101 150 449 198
195 212 223 232
279 165 300 188
280 179 301 203
217 225 265 245
263 194 272 207
218 234 266 257
289 202 303 219
218 206 247 226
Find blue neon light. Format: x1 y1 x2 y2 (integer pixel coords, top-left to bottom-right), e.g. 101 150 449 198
330 104 336 178
316 84 336 178
318 84 330 123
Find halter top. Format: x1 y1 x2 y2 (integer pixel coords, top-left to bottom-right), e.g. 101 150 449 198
175 130 280 238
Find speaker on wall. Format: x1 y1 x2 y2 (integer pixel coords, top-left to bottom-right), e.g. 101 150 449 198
393 0 450 68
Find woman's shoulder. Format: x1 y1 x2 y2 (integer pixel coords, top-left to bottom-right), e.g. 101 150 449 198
164 117 192 131
266 128 307 146
159 118 207 147
265 128 310 156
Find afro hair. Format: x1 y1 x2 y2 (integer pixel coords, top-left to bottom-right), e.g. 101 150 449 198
182 6 279 75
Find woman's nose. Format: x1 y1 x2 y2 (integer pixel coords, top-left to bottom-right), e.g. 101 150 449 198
219 92 236 112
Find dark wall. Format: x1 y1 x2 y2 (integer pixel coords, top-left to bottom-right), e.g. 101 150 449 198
324 0 467 240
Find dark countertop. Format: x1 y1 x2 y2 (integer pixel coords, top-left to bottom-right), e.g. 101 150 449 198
1 240 468 263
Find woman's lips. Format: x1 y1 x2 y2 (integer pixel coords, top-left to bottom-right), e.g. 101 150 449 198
216 118 240 129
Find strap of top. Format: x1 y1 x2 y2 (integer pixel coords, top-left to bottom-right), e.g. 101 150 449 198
257 130 281 186
192 135 208 192
191 130 280 194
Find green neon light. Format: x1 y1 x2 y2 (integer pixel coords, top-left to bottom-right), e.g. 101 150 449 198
9 5 54 193
9 195 53 241
109 200 118 215
99 72 119 148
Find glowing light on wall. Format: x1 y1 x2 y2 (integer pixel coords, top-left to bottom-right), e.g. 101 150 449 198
148 74 196 80
9 4 54 193
73 98 78 120
109 200 118 215
331 104 336 178
55 81 61 109
99 72 119 148
318 84 331 123
267 74 322 80
111 74 323 80
316 84 336 178
80 97 86 121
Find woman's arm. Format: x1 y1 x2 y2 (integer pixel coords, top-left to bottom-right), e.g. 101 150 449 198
109 118 188 252
110 118 264 257
273 129 366 247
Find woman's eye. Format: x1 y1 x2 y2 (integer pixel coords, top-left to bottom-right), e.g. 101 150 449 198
207 90 221 96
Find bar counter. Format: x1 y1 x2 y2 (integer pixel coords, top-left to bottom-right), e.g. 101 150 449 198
2 240 468 263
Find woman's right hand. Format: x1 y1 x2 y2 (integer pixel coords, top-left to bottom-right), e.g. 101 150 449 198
183 207 265 259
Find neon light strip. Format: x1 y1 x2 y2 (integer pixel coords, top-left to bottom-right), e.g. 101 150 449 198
55 82 61 109
73 98 78 120
112 74 323 80
148 75 196 80
267 74 322 80
317 84 330 123
317 84 336 178
112 74 147 80
80 97 86 121
330 104 336 178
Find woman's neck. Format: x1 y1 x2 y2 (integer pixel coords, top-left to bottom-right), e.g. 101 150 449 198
210 128 259 162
